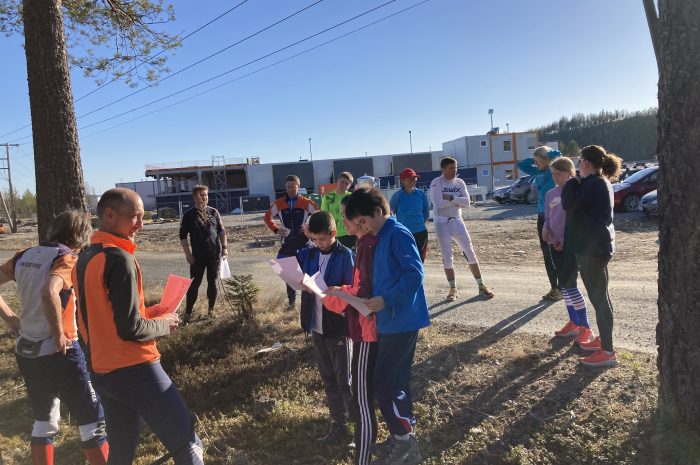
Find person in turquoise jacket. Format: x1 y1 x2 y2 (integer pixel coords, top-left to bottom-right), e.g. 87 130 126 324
389 168 430 262
345 187 429 465
517 146 561 301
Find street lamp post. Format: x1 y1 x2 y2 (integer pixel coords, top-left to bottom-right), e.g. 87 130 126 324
488 108 494 131
409 130 413 154
308 137 313 161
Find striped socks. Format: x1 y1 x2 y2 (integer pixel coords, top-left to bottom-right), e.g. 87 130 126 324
562 287 589 328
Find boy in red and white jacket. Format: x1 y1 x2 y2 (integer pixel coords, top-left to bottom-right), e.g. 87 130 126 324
323 198 377 465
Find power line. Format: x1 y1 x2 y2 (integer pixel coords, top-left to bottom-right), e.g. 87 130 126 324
35 0 402 137
0 0 252 138
75 0 325 121
74 0 252 104
79 0 431 140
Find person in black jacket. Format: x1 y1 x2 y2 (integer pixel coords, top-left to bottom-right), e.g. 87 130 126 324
562 145 622 368
179 185 227 324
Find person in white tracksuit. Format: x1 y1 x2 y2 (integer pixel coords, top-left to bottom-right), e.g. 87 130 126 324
430 157 495 301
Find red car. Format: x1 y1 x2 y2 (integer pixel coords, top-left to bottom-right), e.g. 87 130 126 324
613 166 659 212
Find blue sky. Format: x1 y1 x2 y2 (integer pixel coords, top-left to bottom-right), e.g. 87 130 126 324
0 0 658 193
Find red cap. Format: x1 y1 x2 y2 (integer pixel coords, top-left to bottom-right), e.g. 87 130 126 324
399 168 419 180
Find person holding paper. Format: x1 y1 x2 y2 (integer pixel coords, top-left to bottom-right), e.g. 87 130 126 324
297 211 354 445
264 175 318 309
344 187 430 465
73 188 204 465
323 197 378 465
179 185 227 324
0 210 109 465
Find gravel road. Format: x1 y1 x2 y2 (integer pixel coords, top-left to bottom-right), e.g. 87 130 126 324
0 203 659 354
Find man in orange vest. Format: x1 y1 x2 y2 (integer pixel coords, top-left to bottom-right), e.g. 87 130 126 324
73 188 204 464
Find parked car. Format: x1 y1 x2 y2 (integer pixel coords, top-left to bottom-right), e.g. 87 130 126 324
639 189 658 215
493 185 512 203
510 175 537 204
613 166 659 212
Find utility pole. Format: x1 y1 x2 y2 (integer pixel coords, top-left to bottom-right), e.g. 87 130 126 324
409 130 413 154
0 143 19 233
308 138 313 161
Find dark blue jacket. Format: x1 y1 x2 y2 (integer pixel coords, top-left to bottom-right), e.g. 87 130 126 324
561 174 615 257
372 217 430 334
297 240 354 337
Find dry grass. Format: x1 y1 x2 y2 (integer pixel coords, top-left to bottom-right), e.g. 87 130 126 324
1 286 698 465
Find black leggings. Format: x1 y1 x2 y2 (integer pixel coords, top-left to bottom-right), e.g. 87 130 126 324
578 253 614 351
185 258 219 315
412 230 428 263
537 215 558 290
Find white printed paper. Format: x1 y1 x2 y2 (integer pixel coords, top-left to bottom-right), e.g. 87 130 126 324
326 288 373 317
269 257 304 291
302 271 328 298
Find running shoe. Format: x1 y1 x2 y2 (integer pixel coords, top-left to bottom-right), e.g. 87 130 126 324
479 284 495 299
446 288 458 302
543 288 563 301
580 348 618 367
578 336 602 352
554 321 580 337
574 327 595 345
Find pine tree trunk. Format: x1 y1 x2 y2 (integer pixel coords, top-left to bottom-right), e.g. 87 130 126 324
656 0 700 433
22 0 86 240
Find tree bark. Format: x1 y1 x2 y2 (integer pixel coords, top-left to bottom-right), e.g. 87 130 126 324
22 0 86 240
655 0 700 433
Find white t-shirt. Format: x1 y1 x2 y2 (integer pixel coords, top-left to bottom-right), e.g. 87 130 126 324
430 175 471 222
312 251 332 334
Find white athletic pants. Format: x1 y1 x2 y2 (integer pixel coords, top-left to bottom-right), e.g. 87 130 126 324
434 217 479 268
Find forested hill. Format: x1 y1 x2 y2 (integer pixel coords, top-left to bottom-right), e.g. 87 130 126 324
533 108 658 161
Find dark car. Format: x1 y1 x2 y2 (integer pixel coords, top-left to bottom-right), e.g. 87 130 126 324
510 175 537 204
613 166 659 212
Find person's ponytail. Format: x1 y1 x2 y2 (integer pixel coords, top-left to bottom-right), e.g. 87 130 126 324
601 152 623 180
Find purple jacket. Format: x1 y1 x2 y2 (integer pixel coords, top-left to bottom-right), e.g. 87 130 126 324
543 185 566 246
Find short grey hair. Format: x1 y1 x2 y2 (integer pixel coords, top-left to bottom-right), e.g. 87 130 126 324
47 209 92 250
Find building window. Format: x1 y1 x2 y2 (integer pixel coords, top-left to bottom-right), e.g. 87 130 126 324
505 169 514 180
527 137 537 150
480 140 487 147
503 140 512 152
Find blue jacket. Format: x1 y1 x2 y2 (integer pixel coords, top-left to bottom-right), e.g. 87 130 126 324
297 240 354 337
517 158 555 214
372 217 430 334
390 189 429 234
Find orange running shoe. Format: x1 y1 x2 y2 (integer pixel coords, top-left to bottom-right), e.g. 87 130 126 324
578 336 602 352
554 321 580 337
574 327 595 345
580 348 618 367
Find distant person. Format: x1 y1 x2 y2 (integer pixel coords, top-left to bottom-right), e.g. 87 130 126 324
562 145 622 368
298 211 355 445
0 210 109 465
264 175 318 309
542 158 594 345
390 168 430 262
517 146 562 301
179 185 227 324
345 187 430 465
323 197 378 465
74 188 204 464
430 157 494 301
322 171 356 249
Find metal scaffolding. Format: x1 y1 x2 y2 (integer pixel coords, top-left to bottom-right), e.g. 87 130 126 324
211 155 229 213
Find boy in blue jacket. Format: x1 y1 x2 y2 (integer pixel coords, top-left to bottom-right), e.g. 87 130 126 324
297 211 355 444
345 187 430 465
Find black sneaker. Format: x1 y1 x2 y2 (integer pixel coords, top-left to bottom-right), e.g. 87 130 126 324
317 422 350 445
